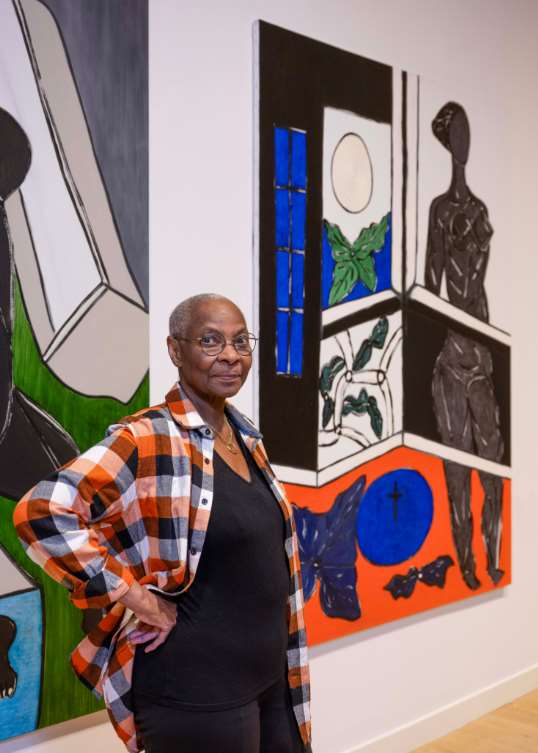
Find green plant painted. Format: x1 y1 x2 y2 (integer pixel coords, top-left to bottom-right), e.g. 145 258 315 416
325 214 390 306
0 282 149 728
319 317 388 438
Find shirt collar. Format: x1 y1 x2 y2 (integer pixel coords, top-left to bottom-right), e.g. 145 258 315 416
165 382 262 439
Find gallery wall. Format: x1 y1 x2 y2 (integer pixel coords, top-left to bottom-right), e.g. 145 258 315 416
2 1 538 753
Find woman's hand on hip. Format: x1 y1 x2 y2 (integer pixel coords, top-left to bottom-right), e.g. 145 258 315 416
119 580 177 652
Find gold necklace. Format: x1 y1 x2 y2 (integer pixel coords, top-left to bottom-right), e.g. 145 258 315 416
212 418 238 454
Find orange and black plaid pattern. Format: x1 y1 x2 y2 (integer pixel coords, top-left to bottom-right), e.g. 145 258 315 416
14 383 312 752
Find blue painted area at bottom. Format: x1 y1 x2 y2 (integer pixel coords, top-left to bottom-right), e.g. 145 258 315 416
321 212 392 309
356 469 434 566
0 588 43 741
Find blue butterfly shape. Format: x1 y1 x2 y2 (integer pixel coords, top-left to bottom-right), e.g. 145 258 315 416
292 475 365 621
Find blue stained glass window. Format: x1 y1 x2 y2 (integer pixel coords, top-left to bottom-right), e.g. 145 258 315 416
273 126 307 376
276 311 289 373
275 189 289 247
276 251 290 309
291 131 307 189
289 312 304 376
274 128 289 187
291 192 306 251
291 253 304 309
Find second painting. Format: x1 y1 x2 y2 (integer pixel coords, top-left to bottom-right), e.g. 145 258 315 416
254 21 511 645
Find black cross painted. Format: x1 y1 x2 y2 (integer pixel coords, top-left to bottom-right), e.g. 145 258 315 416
389 481 402 523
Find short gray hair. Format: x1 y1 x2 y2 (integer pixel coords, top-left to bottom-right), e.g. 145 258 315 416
169 293 230 338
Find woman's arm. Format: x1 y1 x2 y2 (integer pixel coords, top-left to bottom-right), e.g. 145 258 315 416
13 427 140 610
119 580 176 651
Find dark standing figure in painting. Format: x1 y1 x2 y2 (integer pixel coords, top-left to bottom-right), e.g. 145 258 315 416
0 107 78 502
425 102 504 591
0 616 17 699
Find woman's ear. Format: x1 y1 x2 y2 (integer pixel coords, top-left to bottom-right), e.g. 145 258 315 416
167 336 182 369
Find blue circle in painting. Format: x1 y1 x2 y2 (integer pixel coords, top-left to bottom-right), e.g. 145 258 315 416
356 469 433 566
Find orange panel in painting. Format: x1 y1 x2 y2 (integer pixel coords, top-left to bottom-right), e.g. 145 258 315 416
284 446 511 646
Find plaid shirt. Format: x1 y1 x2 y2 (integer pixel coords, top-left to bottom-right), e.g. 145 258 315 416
14 383 311 752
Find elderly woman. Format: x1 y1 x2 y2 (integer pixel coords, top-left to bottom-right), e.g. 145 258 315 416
14 294 312 753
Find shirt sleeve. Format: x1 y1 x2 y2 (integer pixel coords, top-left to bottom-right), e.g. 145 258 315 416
13 427 139 609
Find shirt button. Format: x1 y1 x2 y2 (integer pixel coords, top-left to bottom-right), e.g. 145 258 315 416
204 458 210 464
190 547 197 556
201 498 208 505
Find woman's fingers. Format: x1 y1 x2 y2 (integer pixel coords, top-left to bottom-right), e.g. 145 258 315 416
130 629 160 644
129 619 174 650
143 627 173 653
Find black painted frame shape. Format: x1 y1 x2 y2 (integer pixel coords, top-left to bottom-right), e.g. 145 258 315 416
257 21 392 470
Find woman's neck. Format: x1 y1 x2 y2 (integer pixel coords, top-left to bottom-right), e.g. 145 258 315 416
179 381 226 431
449 160 470 202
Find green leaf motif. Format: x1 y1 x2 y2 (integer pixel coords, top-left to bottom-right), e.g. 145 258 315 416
322 396 335 428
319 355 345 394
370 317 389 349
352 317 390 372
342 392 369 417
341 390 383 438
324 220 352 261
356 256 376 292
328 261 359 306
325 213 389 307
351 213 389 258
367 397 383 438
352 341 373 371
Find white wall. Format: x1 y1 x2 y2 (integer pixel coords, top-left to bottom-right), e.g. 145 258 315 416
3 1 538 752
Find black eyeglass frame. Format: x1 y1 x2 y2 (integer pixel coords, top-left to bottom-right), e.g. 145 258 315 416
174 332 258 356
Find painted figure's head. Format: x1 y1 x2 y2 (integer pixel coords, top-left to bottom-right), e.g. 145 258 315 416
0 108 31 201
432 101 470 166
167 293 254 402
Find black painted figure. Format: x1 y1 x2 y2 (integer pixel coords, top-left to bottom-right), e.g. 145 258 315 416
0 615 17 699
425 102 504 590
0 108 78 502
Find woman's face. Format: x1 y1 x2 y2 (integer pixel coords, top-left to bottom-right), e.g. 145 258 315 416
167 299 252 402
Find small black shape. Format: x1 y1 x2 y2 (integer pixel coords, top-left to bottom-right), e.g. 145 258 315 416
384 555 455 600
0 615 17 700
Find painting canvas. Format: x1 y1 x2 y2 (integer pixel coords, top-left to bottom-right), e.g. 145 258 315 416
0 0 148 739
254 21 511 646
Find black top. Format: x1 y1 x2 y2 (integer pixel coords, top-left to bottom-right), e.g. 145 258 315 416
133 431 290 709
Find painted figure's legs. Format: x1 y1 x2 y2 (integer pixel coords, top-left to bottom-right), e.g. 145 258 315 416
469 375 505 584
478 471 504 583
432 356 480 589
442 460 479 589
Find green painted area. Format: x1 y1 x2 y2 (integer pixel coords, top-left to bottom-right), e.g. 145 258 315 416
12 283 149 451
0 283 149 728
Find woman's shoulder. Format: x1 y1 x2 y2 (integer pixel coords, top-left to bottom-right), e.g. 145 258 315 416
106 401 177 439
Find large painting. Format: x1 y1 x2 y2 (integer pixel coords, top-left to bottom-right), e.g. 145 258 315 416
254 22 511 646
0 0 148 740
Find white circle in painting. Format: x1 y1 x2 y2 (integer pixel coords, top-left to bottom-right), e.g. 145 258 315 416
331 133 373 213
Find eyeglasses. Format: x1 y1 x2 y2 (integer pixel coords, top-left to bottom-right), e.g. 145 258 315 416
176 332 258 356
